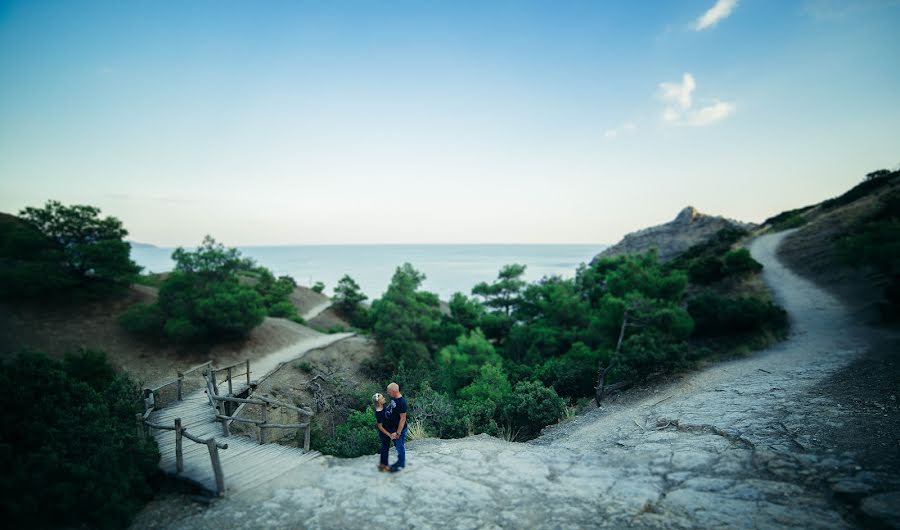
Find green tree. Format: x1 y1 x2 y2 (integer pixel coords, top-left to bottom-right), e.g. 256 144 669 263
120 237 266 343
369 263 442 371
171 235 253 279
0 350 158 529
437 330 503 394
0 213 76 298
333 274 369 327
472 263 527 316
18 200 141 289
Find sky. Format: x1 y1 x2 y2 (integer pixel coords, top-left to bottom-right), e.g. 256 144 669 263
1 0 899 246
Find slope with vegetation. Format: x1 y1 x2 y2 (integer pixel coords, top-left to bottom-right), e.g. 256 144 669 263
773 168 900 323
316 222 786 455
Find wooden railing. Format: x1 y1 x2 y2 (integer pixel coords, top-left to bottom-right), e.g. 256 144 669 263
136 414 229 496
203 368 313 451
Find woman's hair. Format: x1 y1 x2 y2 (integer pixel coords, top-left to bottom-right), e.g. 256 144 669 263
372 392 383 405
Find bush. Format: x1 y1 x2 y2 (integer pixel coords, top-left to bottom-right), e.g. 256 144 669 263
537 342 602 398
688 256 725 284
723 248 763 275
121 238 268 344
268 300 298 318
0 350 158 529
312 281 326 293
119 303 166 337
688 291 787 337
500 380 566 438
319 409 380 458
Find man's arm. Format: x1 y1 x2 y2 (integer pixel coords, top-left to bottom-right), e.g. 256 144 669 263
396 412 407 435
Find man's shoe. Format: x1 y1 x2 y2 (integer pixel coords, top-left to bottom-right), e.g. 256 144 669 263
389 465 404 473
378 464 391 472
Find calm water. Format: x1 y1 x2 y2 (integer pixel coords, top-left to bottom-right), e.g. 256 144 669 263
131 244 607 300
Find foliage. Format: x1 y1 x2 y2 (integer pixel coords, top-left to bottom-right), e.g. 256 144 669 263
723 248 763 275
120 237 266 343
311 281 326 293
537 342 604 398
437 330 503 394
253 268 301 320
369 263 443 372
0 213 77 298
1 201 141 298
0 350 158 529
836 189 900 318
820 168 898 211
318 408 381 458
409 383 456 438
472 264 527 316
499 380 566 438
688 291 787 337
333 274 370 328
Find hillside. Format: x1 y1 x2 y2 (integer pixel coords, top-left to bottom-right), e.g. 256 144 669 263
597 206 753 263
772 169 900 324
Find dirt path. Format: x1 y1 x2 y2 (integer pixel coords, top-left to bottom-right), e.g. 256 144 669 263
301 300 333 322
138 230 900 530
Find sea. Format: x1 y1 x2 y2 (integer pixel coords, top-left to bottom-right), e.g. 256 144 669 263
130 244 608 300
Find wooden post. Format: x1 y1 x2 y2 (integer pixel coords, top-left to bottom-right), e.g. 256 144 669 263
176 372 183 401
260 405 268 444
175 418 183 473
207 438 226 496
227 367 233 396
304 418 311 452
135 413 144 440
220 414 231 437
246 359 251 386
210 368 218 393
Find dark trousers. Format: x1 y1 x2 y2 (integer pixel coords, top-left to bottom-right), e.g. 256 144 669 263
378 433 391 466
392 425 408 468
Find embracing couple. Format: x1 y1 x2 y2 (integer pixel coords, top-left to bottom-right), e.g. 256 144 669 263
372 382 408 473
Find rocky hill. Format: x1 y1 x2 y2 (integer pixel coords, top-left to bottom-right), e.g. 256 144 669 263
597 206 753 263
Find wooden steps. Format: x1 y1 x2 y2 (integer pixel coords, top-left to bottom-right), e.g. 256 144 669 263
147 373 320 495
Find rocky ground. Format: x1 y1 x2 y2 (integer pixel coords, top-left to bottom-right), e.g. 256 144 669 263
132 230 900 529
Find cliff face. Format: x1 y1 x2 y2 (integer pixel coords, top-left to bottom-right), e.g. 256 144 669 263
597 206 752 263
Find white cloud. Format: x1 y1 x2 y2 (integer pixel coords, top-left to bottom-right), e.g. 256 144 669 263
686 100 736 126
657 73 735 127
694 0 739 30
603 121 638 140
659 73 696 110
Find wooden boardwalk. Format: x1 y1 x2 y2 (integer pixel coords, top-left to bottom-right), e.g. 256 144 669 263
144 333 354 494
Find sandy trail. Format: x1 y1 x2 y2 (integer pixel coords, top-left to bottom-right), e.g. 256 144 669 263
143 230 893 530
302 300 333 321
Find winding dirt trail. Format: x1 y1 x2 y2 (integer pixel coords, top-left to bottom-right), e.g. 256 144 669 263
137 231 895 529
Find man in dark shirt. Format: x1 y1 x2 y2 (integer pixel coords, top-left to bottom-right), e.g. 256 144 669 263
385 382 408 472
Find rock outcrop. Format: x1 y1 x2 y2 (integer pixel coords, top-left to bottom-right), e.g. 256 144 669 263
596 206 753 263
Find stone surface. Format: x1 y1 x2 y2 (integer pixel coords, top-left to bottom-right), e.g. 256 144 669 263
131 230 900 530
596 206 752 262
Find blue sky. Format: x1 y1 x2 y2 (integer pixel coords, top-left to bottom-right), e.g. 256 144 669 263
1 0 899 245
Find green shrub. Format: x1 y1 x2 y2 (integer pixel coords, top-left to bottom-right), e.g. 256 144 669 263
312 281 326 293
688 256 726 284
500 380 566 438
319 409 380 458
0 350 158 529
121 238 268 344
268 300 298 318
688 291 787 336
723 248 763 275
537 342 602 398
119 303 166 337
